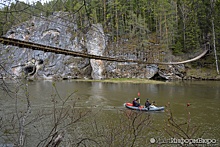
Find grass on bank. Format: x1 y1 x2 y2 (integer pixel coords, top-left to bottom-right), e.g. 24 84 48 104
74 78 170 84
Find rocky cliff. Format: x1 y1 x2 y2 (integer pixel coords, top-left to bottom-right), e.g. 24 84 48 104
0 12 186 80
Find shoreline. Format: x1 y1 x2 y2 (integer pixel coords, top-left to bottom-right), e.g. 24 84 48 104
1 77 220 85
72 78 172 84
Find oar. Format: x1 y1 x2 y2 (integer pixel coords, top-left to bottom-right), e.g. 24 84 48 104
138 92 140 104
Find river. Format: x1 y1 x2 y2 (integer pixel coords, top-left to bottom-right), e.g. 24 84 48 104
0 79 220 146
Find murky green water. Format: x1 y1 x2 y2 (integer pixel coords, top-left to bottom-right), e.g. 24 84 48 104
0 80 220 146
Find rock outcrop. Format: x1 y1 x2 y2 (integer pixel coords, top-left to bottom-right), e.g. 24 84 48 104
0 12 92 79
0 11 186 80
86 24 106 79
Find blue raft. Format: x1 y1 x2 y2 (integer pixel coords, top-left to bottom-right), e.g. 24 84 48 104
124 103 165 111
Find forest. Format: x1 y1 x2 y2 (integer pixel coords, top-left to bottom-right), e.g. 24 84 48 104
0 0 220 71
0 1 220 146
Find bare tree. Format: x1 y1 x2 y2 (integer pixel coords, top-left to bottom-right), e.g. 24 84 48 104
84 109 151 147
163 103 204 147
210 0 219 74
0 79 93 146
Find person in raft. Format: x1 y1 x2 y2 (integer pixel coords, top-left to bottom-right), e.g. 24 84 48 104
132 97 140 107
145 99 151 108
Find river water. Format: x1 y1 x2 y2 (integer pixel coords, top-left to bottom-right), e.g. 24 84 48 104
0 80 220 146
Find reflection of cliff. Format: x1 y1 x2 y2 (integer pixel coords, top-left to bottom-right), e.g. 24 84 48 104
86 82 107 107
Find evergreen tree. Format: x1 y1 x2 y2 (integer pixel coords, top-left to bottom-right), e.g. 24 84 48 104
0 0 219 60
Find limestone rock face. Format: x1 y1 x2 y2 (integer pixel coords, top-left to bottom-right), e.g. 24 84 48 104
0 11 186 80
86 24 106 79
0 12 92 79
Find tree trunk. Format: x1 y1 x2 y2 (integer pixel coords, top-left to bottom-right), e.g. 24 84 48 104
211 18 219 74
211 0 219 74
165 13 168 49
103 0 107 30
179 4 186 51
115 0 119 47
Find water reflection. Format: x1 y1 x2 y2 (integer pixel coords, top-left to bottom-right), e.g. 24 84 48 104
86 82 107 107
0 80 220 144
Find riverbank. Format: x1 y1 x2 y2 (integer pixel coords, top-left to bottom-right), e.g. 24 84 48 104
73 78 171 84
185 67 220 80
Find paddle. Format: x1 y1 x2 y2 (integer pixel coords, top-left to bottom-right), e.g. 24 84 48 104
138 92 140 104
